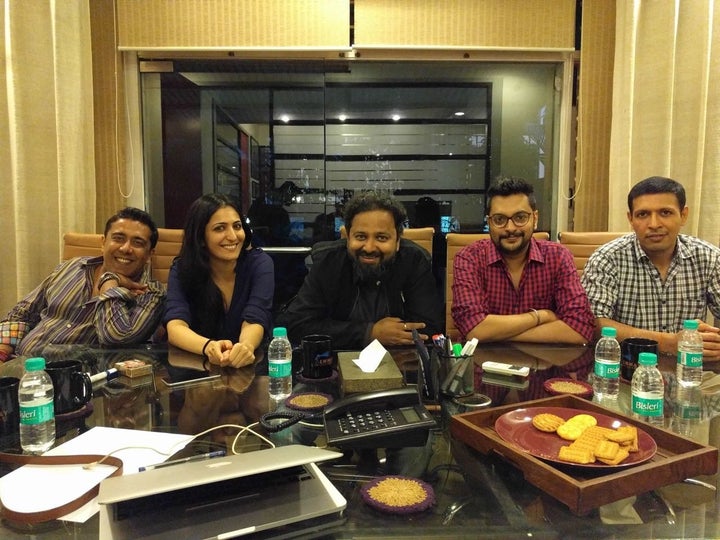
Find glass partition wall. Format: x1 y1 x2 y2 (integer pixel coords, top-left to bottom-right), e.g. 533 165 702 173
143 60 559 234
140 59 562 308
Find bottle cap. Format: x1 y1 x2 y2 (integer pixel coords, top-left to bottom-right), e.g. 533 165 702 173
638 352 657 366
683 319 699 330
600 327 617 338
272 327 288 338
25 357 46 371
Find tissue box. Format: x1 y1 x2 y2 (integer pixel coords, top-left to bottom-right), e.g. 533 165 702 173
337 351 403 395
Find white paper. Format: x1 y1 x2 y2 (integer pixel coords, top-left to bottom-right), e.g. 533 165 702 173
352 339 387 373
0 426 192 523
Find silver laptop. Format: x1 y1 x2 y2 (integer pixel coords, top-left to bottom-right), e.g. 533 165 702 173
98 445 347 539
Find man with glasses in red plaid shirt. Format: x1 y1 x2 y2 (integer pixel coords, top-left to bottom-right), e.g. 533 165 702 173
451 176 595 344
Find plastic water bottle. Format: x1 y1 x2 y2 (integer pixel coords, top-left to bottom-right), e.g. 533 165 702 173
631 352 664 427
19 357 56 454
268 327 293 403
677 319 703 386
592 326 621 405
672 383 703 440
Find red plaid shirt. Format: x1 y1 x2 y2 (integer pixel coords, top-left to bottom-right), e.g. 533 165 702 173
451 239 595 341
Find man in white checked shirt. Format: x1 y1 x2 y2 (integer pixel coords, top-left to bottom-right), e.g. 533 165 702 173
581 176 720 359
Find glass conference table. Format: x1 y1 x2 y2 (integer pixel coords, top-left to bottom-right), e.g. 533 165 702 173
0 341 719 539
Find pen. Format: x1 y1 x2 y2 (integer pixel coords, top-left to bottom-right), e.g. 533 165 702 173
89 368 119 384
139 450 226 472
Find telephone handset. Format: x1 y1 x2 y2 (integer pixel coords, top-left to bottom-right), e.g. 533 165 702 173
323 387 436 448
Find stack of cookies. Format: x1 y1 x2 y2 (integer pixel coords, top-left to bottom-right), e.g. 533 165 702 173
532 412 639 465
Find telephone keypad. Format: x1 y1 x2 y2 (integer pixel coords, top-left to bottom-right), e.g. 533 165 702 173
322 387 437 448
338 410 398 435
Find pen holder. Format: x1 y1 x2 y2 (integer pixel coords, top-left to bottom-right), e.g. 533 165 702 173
435 352 474 398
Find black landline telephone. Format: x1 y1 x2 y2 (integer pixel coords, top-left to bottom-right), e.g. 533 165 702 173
323 387 436 448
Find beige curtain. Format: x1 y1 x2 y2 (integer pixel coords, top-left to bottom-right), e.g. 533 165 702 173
609 0 720 243
0 2 96 315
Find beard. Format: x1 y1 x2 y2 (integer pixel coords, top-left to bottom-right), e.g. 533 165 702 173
351 251 396 282
494 231 531 256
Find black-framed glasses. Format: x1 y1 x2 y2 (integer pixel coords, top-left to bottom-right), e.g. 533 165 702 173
487 211 532 228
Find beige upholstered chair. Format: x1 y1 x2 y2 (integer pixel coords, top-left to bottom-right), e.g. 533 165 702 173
445 231 550 341
151 228 184 286
557 231 627 276
63 229 184 287
62 233 103 260
339 225 435 256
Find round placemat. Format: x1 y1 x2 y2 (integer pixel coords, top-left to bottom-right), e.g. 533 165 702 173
285 392 333 412
360 475 435 514
543 378 593 398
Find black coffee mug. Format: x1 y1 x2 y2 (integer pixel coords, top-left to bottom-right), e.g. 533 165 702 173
0 377 20 438
621 338 659 381
45 360 92 414
301 335 334 379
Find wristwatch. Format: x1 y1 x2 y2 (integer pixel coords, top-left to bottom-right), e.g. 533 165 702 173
97 271 120 289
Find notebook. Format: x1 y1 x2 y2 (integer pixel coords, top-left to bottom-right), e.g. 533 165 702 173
98 444 347 539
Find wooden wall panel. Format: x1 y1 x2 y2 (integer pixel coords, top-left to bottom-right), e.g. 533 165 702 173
116 0 349 49
354 0 576 49
574 0 616 231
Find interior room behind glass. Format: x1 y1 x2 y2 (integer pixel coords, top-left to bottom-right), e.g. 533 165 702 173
141 59 560 310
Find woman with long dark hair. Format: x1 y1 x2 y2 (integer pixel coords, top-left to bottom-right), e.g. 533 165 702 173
164 194 274 368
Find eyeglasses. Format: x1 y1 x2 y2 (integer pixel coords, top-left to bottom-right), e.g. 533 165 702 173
487 211 532 228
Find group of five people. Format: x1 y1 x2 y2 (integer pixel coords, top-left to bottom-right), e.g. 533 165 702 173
2 175 719 373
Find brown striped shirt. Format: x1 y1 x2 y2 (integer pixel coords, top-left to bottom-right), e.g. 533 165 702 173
0 256 165 356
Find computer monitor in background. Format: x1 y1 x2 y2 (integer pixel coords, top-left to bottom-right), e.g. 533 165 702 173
440 215 453 234
438 201 454 233
334 216 344 237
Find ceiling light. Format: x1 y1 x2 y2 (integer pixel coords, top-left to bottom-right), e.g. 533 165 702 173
454 111 465 116
280 114 290 123
391 114 401 121
338 114 347 122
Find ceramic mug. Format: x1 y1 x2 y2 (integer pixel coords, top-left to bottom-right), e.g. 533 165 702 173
0 377 20 438
621 338 659 381
45 360 92 414
301 335 334 379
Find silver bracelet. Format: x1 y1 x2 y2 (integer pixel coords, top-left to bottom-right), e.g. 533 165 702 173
529 308 540 326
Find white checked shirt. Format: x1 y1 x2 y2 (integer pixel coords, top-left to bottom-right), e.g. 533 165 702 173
581 234 720 333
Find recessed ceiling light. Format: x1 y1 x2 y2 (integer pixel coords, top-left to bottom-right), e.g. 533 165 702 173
338 114 347 122
454 111 465 116
391 114 401 121
280 114 290 123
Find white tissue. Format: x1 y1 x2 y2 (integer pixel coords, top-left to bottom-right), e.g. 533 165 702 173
352 339 387 373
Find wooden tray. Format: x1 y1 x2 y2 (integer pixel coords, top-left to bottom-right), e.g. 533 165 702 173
450 394 718 515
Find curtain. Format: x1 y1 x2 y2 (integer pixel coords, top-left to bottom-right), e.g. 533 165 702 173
608 0 720 243
0 2 96 315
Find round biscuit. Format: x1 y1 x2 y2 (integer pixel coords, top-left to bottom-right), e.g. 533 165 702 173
532 413 565 432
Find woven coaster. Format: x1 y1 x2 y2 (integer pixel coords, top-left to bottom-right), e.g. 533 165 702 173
285 392 333 412
544 378 593 398
360 475 435 514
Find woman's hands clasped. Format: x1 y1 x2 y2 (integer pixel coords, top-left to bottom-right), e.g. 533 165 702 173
204 339 255 368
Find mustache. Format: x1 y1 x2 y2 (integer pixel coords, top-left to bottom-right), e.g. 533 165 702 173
501 232 523 239
357 250 382 258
